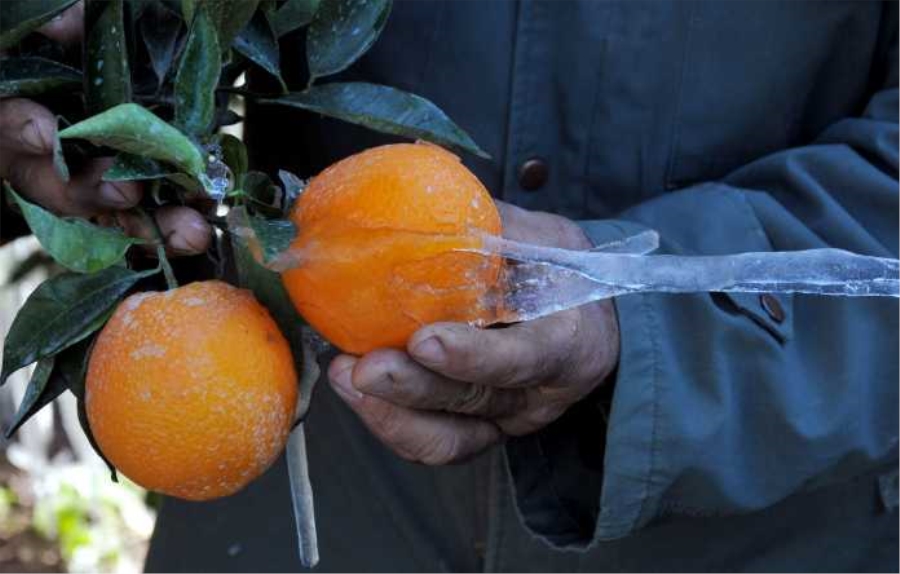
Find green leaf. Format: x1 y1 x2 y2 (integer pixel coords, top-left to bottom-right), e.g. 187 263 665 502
84 0 132 114
59 103 206 176
201 0 259 49
181 0 196 21
0 0 80 51
231 205 296 264
165 172 204 193
182 0 257 48
261 82 489 158
0 57 82 98
215 133 248 181
52 124 70 182
7 186 144 273
278 169 305 214
4 357 62 439
306 0 390 83
0 266 158 386
272 0 319 37
139 1 183 85
229 207 317 417
174 7 220 136
103 153 174 181
69 337 118 481
239 170 281 211
234 9 285 90
77 395 117 481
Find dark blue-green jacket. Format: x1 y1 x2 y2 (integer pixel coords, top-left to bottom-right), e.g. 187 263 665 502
147 1 899 571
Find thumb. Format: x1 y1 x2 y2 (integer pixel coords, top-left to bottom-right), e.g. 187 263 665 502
36 1 85 46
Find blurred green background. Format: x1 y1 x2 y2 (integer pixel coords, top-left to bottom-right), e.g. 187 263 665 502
1 236 157 573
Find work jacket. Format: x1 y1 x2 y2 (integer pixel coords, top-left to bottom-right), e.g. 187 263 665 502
146 1 899 571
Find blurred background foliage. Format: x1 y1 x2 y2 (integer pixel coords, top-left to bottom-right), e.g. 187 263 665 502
1 237 156 573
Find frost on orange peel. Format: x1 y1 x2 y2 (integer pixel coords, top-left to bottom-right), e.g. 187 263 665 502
85 281 298 501
281 142 503 355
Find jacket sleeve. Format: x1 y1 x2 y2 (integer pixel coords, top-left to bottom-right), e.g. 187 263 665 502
504 36 899 548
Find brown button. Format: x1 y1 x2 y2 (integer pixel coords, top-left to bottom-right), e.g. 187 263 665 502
518 157 548 191
759 294 785 323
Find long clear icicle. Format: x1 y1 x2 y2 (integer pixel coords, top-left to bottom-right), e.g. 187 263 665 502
476 232 899 324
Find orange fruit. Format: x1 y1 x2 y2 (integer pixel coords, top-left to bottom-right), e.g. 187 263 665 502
85 280 298 501
282 142 502 355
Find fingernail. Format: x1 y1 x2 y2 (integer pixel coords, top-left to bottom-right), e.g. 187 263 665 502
99 182 136 208
358 372 393 396
21 120 51 153
331 362 363 401
412 337 445 365
168 222 210 254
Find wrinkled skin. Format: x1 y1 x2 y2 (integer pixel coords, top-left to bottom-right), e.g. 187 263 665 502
328 201 620 465
0 1 211 255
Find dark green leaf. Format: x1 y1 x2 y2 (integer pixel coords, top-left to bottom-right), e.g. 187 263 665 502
203 0 259 49
261 82 489 158
182 0 257 49
4 357 61 439
0 57 81 98
164 172 204 192
139 1 183 85
52 124 69 182
229 208 317 417
272 0 319 37
61 330 120 480
215 133 247 181
306 0 391 83
0 0 80 51
181 0 196 21
7 186 144 273
278 169 305 214
103 153 174 181
240 170 280 209
234 9 285 90
0 266 158 385
84 0 132 114
128 0 152 20
216 108 243 128
77 386 118 481
254 219 296 263
174 7 220 136
59 103 206 176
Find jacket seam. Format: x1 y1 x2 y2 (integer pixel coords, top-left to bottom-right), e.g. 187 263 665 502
628 293 663 532
663 2 697 189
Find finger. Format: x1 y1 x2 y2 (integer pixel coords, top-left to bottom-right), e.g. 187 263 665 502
0 99 57 160
348 349 526 418
68 158 143 211
495 387 571 437
329 355 501 465
36 1 85 46
495 200 592 249
108 206 212 255
5 156 142 216
407 312 582 387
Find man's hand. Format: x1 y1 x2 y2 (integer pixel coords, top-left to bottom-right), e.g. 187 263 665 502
327 201 620 465
0 2 210 254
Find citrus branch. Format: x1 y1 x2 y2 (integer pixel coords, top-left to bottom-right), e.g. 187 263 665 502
137 208 178 291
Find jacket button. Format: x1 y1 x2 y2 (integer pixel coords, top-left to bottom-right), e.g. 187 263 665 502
518 158 548 191
759 294 785 323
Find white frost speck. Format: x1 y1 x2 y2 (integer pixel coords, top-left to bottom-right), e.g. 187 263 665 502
131 344 167 359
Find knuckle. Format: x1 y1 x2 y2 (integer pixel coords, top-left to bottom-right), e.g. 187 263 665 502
413 433 460 466
448 384 491 415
